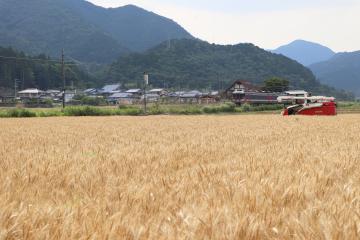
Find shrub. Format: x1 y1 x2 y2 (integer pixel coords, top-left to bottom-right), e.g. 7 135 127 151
72 95 107 106
202 103 237 114
148 102 164 115
181 107 202 115
118 105 133 110
23 98 53 108
115 107 143 116
170 106 202 115
251 104 283 112
37 110 62 117
63 106 143 117
0 111 7 118
0 108 37 118
63 106 112 116
241 103 252 112
81 96 107 106
149 107 164 115
218 103 236 112
202 106 218 114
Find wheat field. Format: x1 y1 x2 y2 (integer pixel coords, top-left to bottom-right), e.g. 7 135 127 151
0 115 360 239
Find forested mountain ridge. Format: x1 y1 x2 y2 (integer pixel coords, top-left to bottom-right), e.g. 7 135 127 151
0 46 94 92
309 51 360 96
0 0 192 63
65 1 193 52
108 39 352 99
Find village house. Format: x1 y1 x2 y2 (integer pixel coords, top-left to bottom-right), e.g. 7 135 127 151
199 91 220 104
83 88 98 95
225 80 260 97
107 92 134 104
18 88 44 99
180 90 203 104
98 84 122 96
142 93 161 102
45 90 61 98
53 90 77 103
149 88 168 96
126 89 143 97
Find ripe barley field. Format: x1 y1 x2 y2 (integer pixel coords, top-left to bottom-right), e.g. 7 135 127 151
0 115 360 239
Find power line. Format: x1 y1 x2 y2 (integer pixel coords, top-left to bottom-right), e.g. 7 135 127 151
64 55 87 65
0 55 77 65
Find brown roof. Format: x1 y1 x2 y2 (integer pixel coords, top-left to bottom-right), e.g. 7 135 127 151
226 80 261 92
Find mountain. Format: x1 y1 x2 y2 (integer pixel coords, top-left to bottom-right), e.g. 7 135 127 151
108 39 352 99
273 40 335 66
0 46 95 91
67 1 193 52
0 0 192 63
309 51 360 96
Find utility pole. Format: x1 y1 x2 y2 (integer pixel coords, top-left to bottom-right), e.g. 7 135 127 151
144 72 149 115
61 49 65 109
22 69 25 90
14 78 18 99
14 57 18 100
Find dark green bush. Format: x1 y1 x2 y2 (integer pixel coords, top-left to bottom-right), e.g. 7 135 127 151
72 95 107 106
0 108 37 118
64 106 143 116
37 110 62 117
218 103 236 112
148 102 164 115
251 104 283 112
63 106 112 116
202 106 218 114
115 107 143 116
203 103 236 114
81 96 107 106
118 105 133 110
168 106 202 115
23 98 53 108
241 103 252 112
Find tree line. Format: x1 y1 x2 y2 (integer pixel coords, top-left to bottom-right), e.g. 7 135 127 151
0 47 94 94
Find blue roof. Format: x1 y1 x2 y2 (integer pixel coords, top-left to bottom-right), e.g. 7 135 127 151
108 93 133 98
101 84 121 93
84 88 97 93
181 90 203 98
126 89 142 93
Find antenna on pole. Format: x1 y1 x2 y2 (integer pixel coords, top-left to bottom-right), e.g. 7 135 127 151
61 49 66 109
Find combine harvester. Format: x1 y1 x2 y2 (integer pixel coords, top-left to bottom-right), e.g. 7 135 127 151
277 91 337 116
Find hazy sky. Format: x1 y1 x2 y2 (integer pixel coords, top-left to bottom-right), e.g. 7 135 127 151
88 0 360 52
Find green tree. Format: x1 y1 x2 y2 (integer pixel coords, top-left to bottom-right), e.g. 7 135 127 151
263 77 290 92
0 46 96 91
